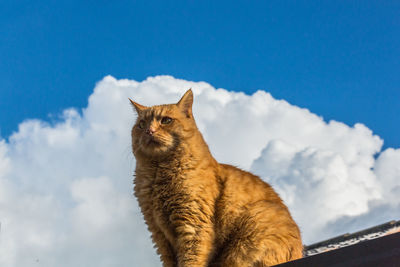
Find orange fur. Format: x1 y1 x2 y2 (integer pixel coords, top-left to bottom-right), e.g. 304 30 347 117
130 90 302 267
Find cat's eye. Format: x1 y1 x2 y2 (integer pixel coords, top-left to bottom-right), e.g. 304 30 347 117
138 120 145 129
161 117 173 124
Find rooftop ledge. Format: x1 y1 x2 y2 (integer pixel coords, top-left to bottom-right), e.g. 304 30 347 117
275 220 400 267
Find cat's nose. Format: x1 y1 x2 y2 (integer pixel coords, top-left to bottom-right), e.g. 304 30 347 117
146 127 155 136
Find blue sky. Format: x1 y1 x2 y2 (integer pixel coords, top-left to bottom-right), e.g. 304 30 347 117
1 0 399 148
1 3 400 265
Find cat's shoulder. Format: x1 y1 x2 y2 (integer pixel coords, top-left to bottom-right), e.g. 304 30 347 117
218 163 267 184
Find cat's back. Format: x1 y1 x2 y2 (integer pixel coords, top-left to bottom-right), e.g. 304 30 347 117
217 163 299 226
217 163 284 204
214 163 303 264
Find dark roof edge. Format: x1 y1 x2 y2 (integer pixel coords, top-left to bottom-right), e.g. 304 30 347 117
305 219 400 250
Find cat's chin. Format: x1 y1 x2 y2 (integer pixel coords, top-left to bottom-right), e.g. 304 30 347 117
139 143 173 157
137 135 177 156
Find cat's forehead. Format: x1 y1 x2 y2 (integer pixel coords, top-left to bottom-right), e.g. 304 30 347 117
141 104 175 119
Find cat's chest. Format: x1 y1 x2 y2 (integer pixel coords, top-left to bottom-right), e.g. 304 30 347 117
137 168 188 234
136 167 185 205
151 168 184 203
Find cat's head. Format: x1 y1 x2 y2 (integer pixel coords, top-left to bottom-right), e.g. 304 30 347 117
130 89 197 157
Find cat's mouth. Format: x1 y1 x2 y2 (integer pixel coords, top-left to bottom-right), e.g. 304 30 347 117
145 136 161 146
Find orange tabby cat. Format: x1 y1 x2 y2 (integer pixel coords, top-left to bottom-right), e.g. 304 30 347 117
130 89 302 267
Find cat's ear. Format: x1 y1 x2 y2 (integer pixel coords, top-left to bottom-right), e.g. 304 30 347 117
177 89 193 117
129 98 147 114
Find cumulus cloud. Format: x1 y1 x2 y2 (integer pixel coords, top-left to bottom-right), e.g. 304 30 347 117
0 75 399 266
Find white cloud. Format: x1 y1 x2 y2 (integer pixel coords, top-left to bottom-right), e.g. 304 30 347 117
0 75 399 266
374 148 400 205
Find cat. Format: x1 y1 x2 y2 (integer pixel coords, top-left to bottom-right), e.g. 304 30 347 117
130 89 302 267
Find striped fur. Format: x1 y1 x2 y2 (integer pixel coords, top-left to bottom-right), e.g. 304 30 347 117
130 90 302 267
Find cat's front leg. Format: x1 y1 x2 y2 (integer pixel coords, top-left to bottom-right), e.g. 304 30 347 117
149 227 177 267
139 205 177 267
173 220 214 267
